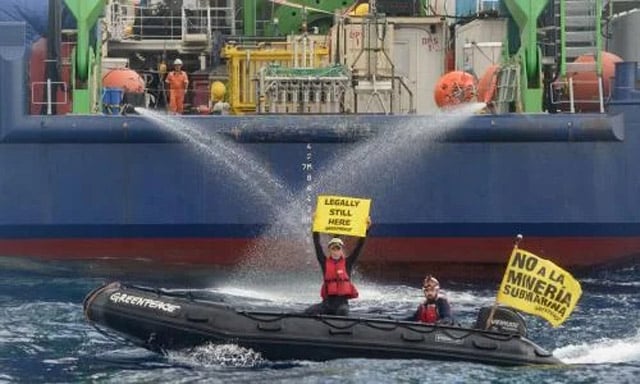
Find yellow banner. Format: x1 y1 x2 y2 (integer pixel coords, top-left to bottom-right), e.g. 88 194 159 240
496 248 582 327
312 195 371 237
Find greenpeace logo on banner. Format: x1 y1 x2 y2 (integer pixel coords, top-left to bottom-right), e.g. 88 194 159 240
109 292 181 314
496 248 582 327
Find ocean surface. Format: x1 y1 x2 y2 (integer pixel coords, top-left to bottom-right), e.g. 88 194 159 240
1 257 639 383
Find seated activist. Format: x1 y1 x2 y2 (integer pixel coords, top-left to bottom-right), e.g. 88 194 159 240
405 275 454 325
304 216 371 316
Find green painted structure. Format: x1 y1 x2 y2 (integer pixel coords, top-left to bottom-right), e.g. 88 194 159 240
64 0 105 114
502 0 548 113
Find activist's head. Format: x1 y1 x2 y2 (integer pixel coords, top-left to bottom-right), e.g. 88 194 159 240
327 237 345 260
423 275 440 301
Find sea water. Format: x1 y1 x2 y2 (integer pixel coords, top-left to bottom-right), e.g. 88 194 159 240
1 258 639 383
18 107 633 381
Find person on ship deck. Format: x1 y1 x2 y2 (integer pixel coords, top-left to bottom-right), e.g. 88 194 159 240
304 216 371 316
165 58 189 114
405 275 454 325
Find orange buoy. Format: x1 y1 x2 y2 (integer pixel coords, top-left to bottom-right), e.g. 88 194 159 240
570 51 622 112
102 68 145 93
433 71 477 108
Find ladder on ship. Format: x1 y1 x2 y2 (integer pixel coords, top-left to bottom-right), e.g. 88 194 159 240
558 0 604 112
495 64 520 114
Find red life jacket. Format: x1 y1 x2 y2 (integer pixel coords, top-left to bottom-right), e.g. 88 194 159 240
321 257 359 299
418 303 439 324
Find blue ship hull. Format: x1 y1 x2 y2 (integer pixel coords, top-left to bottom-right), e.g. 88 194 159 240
2 21 640 277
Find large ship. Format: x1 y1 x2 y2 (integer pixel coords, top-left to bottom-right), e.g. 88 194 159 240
2 0 640 279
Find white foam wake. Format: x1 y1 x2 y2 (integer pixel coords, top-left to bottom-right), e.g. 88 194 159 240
168 343 264 367
554 330 640 364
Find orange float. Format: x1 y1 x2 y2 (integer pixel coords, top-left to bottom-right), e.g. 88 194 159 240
570 51 622 112
102 68 145 93
433 71 477 108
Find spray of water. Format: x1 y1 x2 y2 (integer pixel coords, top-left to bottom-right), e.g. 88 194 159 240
136 109 294 211
309 103 487 201
137 105 484 295
232 103 486 291
136 109 317 293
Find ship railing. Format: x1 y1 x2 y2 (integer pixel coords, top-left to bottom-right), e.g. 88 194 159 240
181 6 211 44
105 2 236 42
110 4 183 41
120 81 213 113
345 75 416 115
549 76 607 113
105 1 137 41
203 3 237 36
31 80 69 115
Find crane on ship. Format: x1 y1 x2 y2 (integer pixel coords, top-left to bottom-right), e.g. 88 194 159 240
483 0 606 113
63 0 106 114
502 0 548 113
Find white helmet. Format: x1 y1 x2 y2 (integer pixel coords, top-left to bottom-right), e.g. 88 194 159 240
173 58 183 66
327 237 344 249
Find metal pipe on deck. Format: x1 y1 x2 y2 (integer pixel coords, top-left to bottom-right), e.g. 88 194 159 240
243 0 256 36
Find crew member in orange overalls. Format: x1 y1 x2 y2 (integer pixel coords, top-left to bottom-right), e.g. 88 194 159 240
165 58 189 114
304 217 371 316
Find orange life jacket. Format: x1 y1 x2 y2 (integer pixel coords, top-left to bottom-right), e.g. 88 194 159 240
321 257 358 299
418 303 439 324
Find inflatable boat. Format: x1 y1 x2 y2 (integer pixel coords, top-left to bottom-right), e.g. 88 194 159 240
83 282 562 366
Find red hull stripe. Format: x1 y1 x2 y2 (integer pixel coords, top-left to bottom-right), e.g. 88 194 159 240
1 236 639 267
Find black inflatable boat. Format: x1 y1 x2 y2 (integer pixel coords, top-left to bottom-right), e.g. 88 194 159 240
83 282 562 366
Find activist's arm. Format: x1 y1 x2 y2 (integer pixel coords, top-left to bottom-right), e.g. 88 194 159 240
312 231 326 273
346 217 371 273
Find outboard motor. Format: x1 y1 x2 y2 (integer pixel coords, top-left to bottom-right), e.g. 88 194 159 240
474 306 528 337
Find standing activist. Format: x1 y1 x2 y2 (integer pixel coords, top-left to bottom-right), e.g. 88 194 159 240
304 216 371 316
